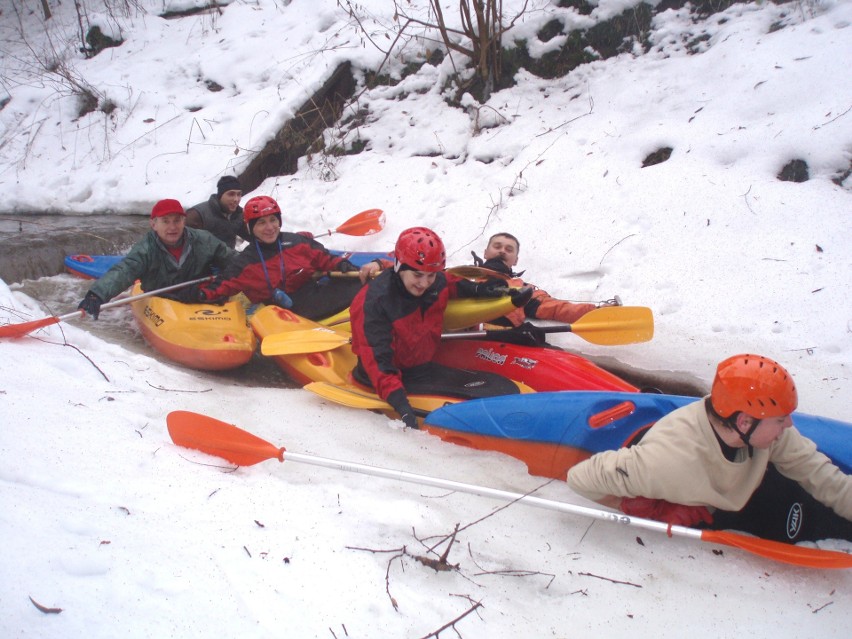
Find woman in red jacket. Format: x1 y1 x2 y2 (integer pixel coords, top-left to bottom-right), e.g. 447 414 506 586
196 195 362 318
349 227 532 428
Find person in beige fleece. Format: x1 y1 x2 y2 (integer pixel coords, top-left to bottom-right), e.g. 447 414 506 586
567 354 852 543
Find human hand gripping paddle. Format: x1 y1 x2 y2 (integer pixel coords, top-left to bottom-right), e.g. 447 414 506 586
259 305 655 356
0 276 213 339
447 266 623 307
165 410 852 569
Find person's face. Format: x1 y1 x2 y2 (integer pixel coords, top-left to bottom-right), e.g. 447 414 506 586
150 213 186 247
399 269 437 297
737 413 794 449
252 214 281 243
219 189 242 213
483 235 519 267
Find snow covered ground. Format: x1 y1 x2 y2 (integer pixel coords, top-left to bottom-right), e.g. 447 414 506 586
1 1 850 637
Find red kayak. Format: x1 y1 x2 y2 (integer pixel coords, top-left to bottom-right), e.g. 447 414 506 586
432 339 636 392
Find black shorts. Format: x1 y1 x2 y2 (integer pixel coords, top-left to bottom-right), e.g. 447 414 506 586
711 464 852 543
353 360 520 401
288 276 363 320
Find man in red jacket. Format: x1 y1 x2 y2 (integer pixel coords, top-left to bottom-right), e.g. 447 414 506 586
194 195 362 318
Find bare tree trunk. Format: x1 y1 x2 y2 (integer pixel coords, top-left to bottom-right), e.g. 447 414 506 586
40 0 52 20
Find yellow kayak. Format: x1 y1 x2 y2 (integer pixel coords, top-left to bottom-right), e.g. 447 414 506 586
250 305 356 386
130 283 257 371
317 295 520 332
250 306 534 413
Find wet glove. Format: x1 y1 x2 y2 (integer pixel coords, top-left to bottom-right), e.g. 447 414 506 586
620 496 714 527
336 259 359 273
272 288 293 309
78 291 103 320
387 388 418 429
511 322 547 347
510 286 534 308
472 281 507 298
174 284 206 304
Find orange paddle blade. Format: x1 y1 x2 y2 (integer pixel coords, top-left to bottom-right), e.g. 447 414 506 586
1 276 214 340
701 530 852 569
166 410 284 467
0 315 61 338
334 208 385 236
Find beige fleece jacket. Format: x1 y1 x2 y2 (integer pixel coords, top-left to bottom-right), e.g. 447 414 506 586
566 399 852 520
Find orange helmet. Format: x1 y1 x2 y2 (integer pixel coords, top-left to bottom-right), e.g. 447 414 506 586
710 354 798 419
394 227 446 272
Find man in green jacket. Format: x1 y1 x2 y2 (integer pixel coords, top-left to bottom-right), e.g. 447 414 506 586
77 199 235 319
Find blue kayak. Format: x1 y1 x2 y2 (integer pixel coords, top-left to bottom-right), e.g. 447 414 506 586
65 249 392 280
422 391 851 480
64 254 123 279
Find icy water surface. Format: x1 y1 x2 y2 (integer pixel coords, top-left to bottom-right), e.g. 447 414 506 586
0 213 150 283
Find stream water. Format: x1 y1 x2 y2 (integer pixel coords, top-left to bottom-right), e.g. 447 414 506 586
1 214 704 395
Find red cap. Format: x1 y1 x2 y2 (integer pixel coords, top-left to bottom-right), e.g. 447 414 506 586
151 199 185 219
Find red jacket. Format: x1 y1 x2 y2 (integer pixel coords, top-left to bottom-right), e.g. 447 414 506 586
350 270 469 400
203 232 346 303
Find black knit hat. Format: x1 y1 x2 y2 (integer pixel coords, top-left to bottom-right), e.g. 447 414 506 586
216 175 241 198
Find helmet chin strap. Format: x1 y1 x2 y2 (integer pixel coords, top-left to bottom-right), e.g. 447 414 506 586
733 415 761 458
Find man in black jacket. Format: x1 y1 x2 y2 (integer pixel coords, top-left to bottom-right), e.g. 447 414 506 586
185 175 248 249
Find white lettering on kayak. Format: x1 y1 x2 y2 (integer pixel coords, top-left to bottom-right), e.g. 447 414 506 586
143 304 165 327
474 347 507 366
786 503 803 539
510 356 538 370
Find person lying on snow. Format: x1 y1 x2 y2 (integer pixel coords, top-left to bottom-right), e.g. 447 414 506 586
471 232 619 327
350 226 534 429
76 199 235 319
184 175 249 250
567 354 852 543
188 195 368 319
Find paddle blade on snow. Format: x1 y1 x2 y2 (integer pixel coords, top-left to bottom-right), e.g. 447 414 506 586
701 529 852 570
167 410 283 467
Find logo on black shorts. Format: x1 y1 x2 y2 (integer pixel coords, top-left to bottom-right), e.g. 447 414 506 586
786 503 803 540
464 381 486 388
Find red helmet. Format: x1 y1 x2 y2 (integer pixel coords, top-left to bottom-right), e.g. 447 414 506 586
710 354 798 419
394 227 446 272
243 195 281 223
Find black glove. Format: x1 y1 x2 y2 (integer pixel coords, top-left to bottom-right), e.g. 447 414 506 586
174 283 207 304
336 259 359 273
512 321 547 347
387 388 418 429
473 281 507 298
78 291 103 320
481 257 516 276
510 286 534 308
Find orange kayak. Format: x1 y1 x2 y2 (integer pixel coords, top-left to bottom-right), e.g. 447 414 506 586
130 283 256 371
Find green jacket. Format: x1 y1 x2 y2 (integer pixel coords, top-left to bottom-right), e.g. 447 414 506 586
90 227 235 302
